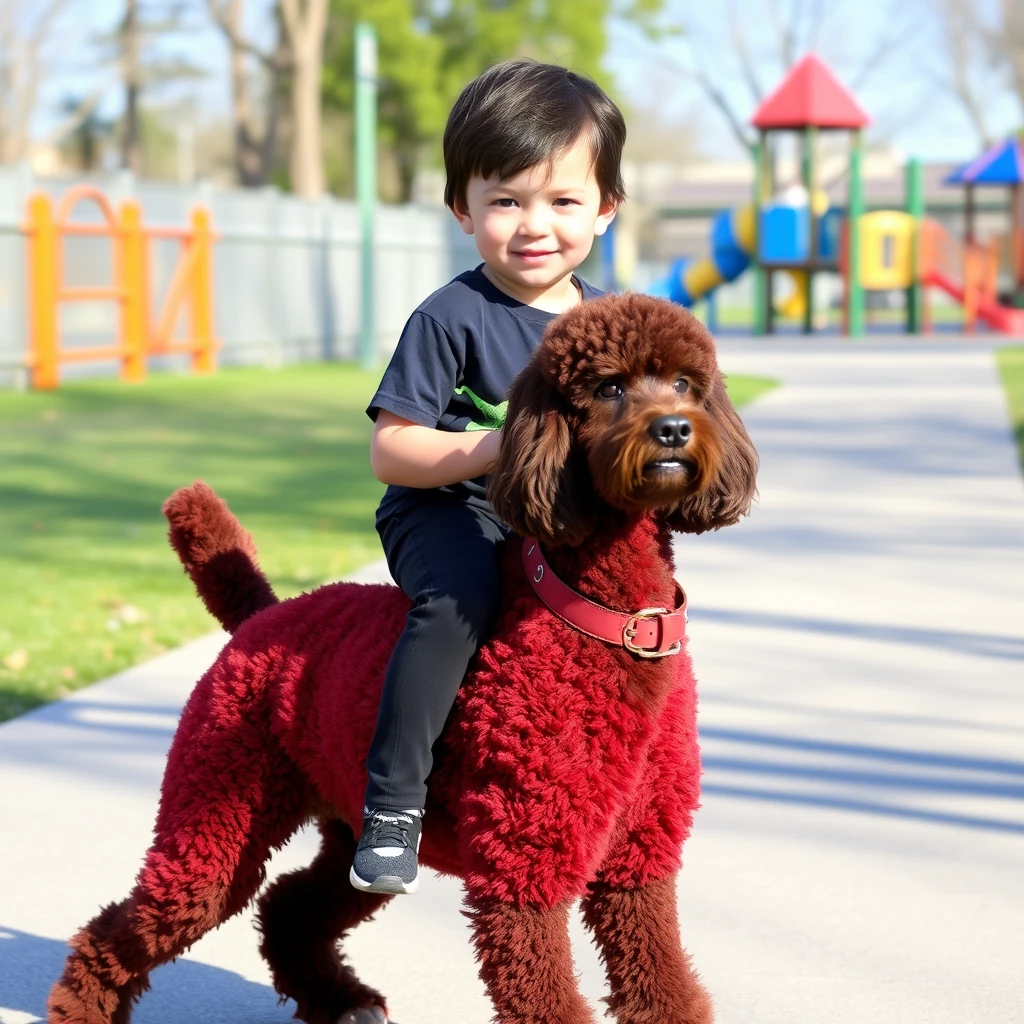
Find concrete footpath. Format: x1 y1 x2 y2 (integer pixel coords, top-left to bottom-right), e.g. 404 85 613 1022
2 337 1023 1024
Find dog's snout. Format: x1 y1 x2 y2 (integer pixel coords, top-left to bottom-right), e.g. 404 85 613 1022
649 415 692 448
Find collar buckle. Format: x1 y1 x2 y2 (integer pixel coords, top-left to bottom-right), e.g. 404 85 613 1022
622 607 683 659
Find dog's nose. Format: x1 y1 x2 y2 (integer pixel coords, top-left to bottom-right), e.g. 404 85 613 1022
649 415 692 448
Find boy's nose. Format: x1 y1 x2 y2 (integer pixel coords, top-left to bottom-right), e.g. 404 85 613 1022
519 206 549 236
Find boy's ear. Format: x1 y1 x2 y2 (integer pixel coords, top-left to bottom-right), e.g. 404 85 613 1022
593 199 619 237
451 201 475 236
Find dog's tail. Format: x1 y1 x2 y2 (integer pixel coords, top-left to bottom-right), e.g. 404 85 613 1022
163 481 279 633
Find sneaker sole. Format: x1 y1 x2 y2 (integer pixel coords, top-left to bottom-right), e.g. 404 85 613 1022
349 864 419 895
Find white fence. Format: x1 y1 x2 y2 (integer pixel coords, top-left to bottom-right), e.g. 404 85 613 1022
0 165 480 388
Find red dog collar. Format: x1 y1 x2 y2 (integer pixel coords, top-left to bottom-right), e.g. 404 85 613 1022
521 538 687 658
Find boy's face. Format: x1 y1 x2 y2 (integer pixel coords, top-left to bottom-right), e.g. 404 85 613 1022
453 134 618 305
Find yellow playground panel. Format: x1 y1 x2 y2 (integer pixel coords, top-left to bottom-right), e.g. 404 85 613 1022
858 211 915 290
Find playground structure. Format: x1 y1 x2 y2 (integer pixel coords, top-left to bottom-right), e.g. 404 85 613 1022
651 55 1024 336
24 185 218 389
932 137 1024 330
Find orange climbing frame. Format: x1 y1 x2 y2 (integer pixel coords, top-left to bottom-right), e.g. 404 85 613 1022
24 185 217 390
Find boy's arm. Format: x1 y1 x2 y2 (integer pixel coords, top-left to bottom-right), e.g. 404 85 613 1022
370 410 501 488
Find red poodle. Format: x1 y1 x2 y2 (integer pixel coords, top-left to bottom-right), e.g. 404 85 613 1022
48 293 757 1024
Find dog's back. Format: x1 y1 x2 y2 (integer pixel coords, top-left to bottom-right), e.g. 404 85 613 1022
164 481 415 824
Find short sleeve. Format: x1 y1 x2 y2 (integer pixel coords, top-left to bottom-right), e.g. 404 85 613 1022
366 312 462 426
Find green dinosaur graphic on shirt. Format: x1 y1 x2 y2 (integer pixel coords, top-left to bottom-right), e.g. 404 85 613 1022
454 385 507 431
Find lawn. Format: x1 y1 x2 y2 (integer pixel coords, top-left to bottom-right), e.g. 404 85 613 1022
0 364 777 722
996 346 1024 471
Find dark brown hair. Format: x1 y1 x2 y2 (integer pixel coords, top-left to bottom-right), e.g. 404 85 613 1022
443 59 626 212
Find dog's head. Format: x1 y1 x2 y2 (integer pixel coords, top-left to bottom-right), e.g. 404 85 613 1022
487 293 758 546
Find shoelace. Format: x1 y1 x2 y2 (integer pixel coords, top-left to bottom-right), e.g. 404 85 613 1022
367 812 414 848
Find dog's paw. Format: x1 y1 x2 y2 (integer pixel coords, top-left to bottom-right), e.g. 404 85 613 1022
336 1006 389 1024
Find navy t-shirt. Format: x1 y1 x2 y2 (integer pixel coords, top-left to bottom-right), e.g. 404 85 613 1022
367 265 603 523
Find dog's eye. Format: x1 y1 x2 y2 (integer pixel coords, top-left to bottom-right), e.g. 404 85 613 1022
673 377 689 395
596 381 623 400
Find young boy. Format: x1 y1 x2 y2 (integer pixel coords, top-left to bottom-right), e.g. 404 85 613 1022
351 58 625 895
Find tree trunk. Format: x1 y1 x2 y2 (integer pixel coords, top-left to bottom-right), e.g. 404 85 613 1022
227 0 280 186
281 0 328 199
289 44 324 197
122 0 142 173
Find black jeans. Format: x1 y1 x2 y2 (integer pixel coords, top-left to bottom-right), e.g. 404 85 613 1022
364 496 510 811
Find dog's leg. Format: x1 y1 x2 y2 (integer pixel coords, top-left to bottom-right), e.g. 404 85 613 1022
580 875 712 1024
258 818 393 1024
464 895 598 1024
48 715 308 1024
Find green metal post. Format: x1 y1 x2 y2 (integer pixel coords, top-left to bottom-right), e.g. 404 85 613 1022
847 132 865 337
752 132 767 336
905 157 924 333
355 23 377 370
802 126 816 334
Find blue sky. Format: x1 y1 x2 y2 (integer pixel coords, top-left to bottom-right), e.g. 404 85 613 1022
36 0 1024 166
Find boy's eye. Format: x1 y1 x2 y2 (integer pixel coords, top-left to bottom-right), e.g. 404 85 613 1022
492 198 517 208
553 198 579 207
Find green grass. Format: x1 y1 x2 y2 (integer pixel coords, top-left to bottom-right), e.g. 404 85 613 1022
996 346 1024 473
0 365 778 723
723 374 778 408
0 365 387 721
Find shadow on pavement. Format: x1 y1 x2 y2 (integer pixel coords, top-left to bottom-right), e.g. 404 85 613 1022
692 606 1024 661
0 926 292 1024
701 726 1024 835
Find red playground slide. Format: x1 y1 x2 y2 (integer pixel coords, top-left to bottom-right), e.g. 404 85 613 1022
919 220 1024 334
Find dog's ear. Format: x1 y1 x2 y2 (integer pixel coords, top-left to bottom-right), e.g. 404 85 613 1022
487 361 596 547
664 373 758 534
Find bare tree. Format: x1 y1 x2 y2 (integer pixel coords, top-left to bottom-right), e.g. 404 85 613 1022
207 0 285 186
922 0 993 145
0 0 123 167
988 0 1024 121
208 0 328 197
978 1 1024 128
79 1 207 173
0 0 72 163
665 1 920 154
122 0 142 172
281 0 327 198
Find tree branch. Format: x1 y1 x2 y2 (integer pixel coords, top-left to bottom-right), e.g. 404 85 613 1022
726 0 767 101
43 86 110 146
928 0 994 146
848 16 920 92
691 61 756 153
207 0 293 72
279 0 329 58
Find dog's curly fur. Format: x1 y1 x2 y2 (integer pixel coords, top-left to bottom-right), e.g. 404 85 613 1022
48 294 757 1024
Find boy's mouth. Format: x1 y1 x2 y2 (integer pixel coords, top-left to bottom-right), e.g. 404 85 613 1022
513 249 556 261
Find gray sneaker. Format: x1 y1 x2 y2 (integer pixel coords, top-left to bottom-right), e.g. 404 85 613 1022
349 808 423 894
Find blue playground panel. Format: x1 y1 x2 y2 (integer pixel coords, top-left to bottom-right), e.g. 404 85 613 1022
759 204 844 262
759 204 809 262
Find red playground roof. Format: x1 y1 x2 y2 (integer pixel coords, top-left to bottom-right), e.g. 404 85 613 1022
751 54 870 130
